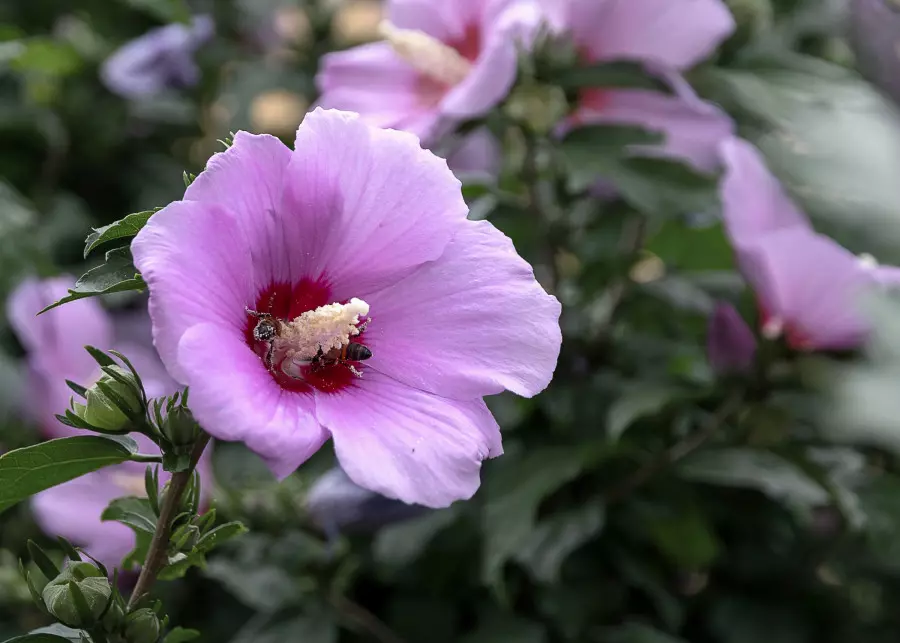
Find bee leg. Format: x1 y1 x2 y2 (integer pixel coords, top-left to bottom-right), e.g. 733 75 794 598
347 364 363 378
245 306 261 317
264 341 276 374
356 318 371 333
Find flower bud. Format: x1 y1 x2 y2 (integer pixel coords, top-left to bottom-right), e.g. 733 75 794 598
102 599 125 632
707 302 757 376
160 404 200 448
123 607 161 643
41 562 111 627
504 84 569 135
72 366 143 431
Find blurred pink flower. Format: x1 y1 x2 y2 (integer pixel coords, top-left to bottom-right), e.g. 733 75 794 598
545 0 736 171
316 0 541 145
719 138 900 350
131 108 561 508
706 302 757 375
7 276 212 570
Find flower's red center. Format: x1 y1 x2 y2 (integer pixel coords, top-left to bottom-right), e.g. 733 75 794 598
244 279 368 393
573 48 610 125
758 303 812 351
414 23 481 108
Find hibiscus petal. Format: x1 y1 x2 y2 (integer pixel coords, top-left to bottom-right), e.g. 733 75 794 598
184 131 293 285
316 43 442 140
719 137 811 246
131 200 256 382
364 220 561 399
591 77 734 172
741 229 871 350
177 323 328 478
559 0 734 70
8 276 112 377
317 370 502 508
441 37 518 120
281 108 468 299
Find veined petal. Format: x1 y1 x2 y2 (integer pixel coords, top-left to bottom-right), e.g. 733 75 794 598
281 108 468 299
440 36 519 119
317 370 502 508
177 323 328 479
184 131 293 284
365 220 561 399
131 200 256 383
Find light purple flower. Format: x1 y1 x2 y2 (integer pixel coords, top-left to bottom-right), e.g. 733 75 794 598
100 15 214 100
719 137 900 351
545 0 736 171
131 108 561 508
706 302 756 375
316 0 541 145
7 277 212 570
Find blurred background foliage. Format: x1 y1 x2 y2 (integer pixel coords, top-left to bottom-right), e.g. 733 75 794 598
6 0 900 642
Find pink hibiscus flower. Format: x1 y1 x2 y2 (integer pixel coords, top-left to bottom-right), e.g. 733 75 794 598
544 0 736 171
719 137 900 351
316 0 541 145
131 108 561 508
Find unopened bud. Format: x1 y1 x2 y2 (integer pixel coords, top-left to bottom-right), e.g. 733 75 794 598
123 607 161 643
72 366 143 431
161 405 200 448
504 84 569 135
102 600 124 631
707 302 757 376
42 562 110 627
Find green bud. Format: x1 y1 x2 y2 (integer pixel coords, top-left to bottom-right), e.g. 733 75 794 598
102 599 125 632
504 84 569 135
41 562 111 627
170 524 201 552
72 366 143 431
123 607 161 643
161 405 200 448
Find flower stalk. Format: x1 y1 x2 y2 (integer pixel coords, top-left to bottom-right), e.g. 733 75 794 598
127 432 211 610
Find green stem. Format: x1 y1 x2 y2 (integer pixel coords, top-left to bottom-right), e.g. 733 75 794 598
127 433 211 610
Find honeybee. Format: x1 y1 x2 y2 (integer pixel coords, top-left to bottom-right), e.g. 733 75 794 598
245 307 372 379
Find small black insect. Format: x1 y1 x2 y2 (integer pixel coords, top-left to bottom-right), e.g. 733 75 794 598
246 307 284 373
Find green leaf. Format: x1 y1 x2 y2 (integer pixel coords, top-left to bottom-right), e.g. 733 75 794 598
26 541 59 581
101 497 157 535
646 507 721 568
163 628 200 643
557 61 671 92
3 635 79 642
37 247 145 314
645 220 736 272
559 124 663 192
677 448 829 513
0 437 136 514
482 446 602 588
514 501 606 583
194 521 248 554
83 209 157 258
117 0 191 23
601 622 688 643
459 616 547 643
605 157 720 218
373 508 460 570
10 39 81 77
158 551 206 581
25 624 88 642
607 385 682 441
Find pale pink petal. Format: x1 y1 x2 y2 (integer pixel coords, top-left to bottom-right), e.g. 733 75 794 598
741 229 870 350
441 37 519 120
131 201 256 383
364 220 561 399
281 109 468 299
589 77 734 172
8 276 112 378
719 137 811 246
177 323 328 479
316 43 442 140
31 469 138 570
558 0 735 69
316 370 502 508
184 131 293 284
